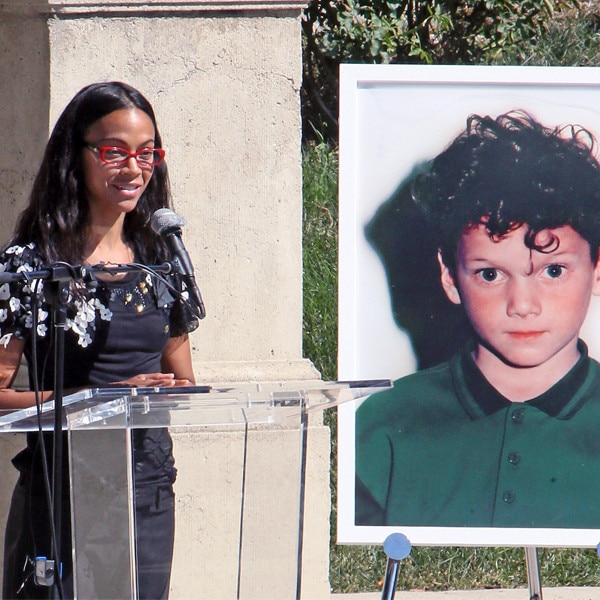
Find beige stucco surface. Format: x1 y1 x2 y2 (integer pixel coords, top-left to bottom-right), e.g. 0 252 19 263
1 0 318 382
0 1 332 598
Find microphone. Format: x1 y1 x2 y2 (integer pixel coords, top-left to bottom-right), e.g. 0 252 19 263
151 208 206 319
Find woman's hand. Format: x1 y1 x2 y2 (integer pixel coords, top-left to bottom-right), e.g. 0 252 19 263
115 372 193 388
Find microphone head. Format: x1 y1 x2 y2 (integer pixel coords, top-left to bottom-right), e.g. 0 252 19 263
151 208 187 234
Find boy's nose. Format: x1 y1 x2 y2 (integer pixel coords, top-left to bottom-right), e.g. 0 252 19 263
506 278 541 317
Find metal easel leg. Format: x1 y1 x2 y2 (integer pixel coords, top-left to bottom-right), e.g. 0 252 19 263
525 546 543 600
380 533 412 600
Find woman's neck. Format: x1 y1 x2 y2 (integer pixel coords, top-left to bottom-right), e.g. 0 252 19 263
83 220 133 266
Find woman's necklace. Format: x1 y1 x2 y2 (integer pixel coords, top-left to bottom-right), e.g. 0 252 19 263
83 240 135 275
85 241 152 313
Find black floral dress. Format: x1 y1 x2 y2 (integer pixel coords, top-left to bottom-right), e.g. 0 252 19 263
0 243 198 599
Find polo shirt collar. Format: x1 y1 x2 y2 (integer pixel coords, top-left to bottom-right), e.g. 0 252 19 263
460 339 590 417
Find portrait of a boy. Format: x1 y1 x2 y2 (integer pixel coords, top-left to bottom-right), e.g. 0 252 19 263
355 110 600 529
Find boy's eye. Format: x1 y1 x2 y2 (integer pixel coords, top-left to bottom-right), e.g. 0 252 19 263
545 264 565 279
477 268 498 282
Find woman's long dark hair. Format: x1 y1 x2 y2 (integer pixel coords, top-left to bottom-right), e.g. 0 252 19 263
10 81 172 265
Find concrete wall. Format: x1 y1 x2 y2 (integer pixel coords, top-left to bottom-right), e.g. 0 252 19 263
0 1 332 597
1 0 319 383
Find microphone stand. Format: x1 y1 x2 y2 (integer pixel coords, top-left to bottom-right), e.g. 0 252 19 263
2 261 175 597
44 267 75 599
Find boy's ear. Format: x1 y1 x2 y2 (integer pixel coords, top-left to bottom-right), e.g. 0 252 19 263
592 249 600 296
437 251 462 305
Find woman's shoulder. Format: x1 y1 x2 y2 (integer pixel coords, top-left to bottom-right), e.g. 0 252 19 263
0 242 44 271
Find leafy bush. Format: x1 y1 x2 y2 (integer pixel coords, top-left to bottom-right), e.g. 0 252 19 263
493 1 600 65
301 0 583 141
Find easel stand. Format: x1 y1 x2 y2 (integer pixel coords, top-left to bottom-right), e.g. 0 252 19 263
380 537 544 599
380 533 411 600
525 546 543 600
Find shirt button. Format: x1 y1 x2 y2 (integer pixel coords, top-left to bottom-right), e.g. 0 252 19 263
508 451 521 465
503 490 516 504
512 408 525 424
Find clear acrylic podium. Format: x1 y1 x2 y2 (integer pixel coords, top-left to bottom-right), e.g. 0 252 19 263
0 380 388 599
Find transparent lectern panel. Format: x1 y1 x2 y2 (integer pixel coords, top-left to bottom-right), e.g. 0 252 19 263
1 380 390 599
68 409 135 599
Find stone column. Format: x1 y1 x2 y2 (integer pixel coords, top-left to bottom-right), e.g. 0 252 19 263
0 1 332 598
0 0 319 384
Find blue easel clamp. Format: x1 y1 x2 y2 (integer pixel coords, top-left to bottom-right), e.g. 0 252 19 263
381 533 412 600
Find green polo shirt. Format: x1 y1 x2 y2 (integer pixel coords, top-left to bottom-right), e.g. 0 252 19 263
355 341 600 528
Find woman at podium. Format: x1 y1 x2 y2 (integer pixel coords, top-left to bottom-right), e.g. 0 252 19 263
0 82 199 599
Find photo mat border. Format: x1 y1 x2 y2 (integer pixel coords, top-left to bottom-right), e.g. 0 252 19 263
337 63 600 548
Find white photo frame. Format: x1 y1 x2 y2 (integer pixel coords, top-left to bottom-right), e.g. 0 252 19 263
337 64 600 548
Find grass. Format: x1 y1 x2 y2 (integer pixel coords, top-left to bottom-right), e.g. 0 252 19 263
302 137 338 383
301 139 600 593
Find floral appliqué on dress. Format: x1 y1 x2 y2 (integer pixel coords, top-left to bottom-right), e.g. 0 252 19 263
0 243 154 349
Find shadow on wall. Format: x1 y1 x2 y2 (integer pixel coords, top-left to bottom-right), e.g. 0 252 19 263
365 171 473 371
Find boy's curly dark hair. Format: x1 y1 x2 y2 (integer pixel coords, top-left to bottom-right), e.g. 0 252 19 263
412 111 600 272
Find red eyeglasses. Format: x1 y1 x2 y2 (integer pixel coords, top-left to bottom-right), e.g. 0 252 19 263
85 144 166 169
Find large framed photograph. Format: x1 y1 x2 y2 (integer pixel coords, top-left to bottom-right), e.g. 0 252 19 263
337 64 600 547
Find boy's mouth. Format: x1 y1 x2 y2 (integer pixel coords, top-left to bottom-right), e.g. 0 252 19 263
506 331 545 340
